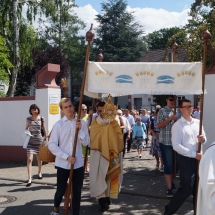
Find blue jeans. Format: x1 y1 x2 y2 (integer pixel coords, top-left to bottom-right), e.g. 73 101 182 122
54 166 83 215
159 143 174 174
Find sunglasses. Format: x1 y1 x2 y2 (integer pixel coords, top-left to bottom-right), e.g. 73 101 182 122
168 98 174 102
82 109 87 111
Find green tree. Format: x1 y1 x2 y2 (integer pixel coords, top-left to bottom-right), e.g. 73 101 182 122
190 0 215 14
0 0 82 96
37 0 86 82
143 27 187 50
0 35 13 97
93 0 146 62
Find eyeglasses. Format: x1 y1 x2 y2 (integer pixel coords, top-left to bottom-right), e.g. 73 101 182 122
168 98 174 102
82 109 87 111
181 105 193 109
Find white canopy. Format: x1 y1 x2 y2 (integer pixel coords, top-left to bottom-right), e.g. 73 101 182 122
84 61 203 98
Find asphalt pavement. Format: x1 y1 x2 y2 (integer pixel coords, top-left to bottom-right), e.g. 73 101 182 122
0 140 194 215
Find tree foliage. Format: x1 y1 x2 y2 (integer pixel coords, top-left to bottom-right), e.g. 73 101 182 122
143 27 187 50
0 36 13 84
15 46 70 97
190 0 215 14
0 0 85 96
0 35 13 97
93 0 146 62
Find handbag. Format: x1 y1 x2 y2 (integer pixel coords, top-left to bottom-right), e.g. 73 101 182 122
39 139 55 162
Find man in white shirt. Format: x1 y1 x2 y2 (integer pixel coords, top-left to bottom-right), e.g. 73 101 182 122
48 98 90 215
193 106 200 120
164 99 206 215
123 109 135 153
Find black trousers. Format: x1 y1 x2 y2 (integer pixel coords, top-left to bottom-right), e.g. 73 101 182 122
123 132 128 157
54 166 83 215
127 131 132 152
167 155 197 215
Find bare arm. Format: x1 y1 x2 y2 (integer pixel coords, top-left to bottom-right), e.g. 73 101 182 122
25 120 29 130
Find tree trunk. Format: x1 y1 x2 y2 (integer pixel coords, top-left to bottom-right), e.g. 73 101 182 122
7 0 20 96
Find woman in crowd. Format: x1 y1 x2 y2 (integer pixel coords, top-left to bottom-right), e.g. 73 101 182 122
132 116 146 158
149 108 164 172
25 104 47 186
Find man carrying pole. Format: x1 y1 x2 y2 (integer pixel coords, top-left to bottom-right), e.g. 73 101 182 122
164 98 206 215
48 98 90 215
49 24 95 215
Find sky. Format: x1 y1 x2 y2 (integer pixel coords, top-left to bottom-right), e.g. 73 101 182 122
73 0 195 34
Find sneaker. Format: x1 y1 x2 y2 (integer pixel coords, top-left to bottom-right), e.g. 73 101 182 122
171 182 176 191
50 211 59 215
160 166 164 173
166 188 173 197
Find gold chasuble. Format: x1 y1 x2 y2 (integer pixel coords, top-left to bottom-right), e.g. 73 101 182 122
89 96 124 199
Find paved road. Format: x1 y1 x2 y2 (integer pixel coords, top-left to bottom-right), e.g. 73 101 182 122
0 141 194 215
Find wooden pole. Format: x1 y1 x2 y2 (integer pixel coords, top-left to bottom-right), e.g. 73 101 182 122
194 28 211 215
83 50 104 173
172 41 178 177
64 24 95 215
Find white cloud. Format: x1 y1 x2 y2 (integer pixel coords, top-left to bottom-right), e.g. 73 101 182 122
22 4 191 36
73 4 98 35
73 5 191 35
126 6 191 34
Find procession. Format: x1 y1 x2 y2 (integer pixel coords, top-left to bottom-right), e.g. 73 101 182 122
1 0 215 215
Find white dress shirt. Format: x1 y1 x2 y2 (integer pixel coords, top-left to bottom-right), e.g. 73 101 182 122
48 116 90 170
122 116 131 134
123 114 135 128
171 116 206 158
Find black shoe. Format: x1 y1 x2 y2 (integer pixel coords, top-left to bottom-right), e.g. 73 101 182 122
171 182 176 191
105 197 111 205
26 181 31 187
164 204 168 215
100 204 109 212
166 188 173 197
99 197 109 212
38 175 43 179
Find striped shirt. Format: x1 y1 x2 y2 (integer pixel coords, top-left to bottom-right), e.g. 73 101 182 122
157 106 174 146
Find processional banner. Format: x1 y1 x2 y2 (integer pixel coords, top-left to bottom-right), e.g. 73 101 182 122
84 61 203 98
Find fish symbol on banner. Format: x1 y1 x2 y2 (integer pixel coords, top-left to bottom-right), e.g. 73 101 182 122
115 75 133 84
156 75 174 84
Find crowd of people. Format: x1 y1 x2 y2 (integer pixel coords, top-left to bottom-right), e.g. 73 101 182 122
24 95 213 215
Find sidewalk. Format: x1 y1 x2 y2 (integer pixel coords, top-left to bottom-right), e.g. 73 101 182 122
0 142 194 215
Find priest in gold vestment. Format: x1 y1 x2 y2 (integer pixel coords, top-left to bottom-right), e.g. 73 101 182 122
89 96 124 212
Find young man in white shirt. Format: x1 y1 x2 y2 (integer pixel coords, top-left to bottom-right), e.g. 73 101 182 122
164 98 206 215
48 98 90 215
